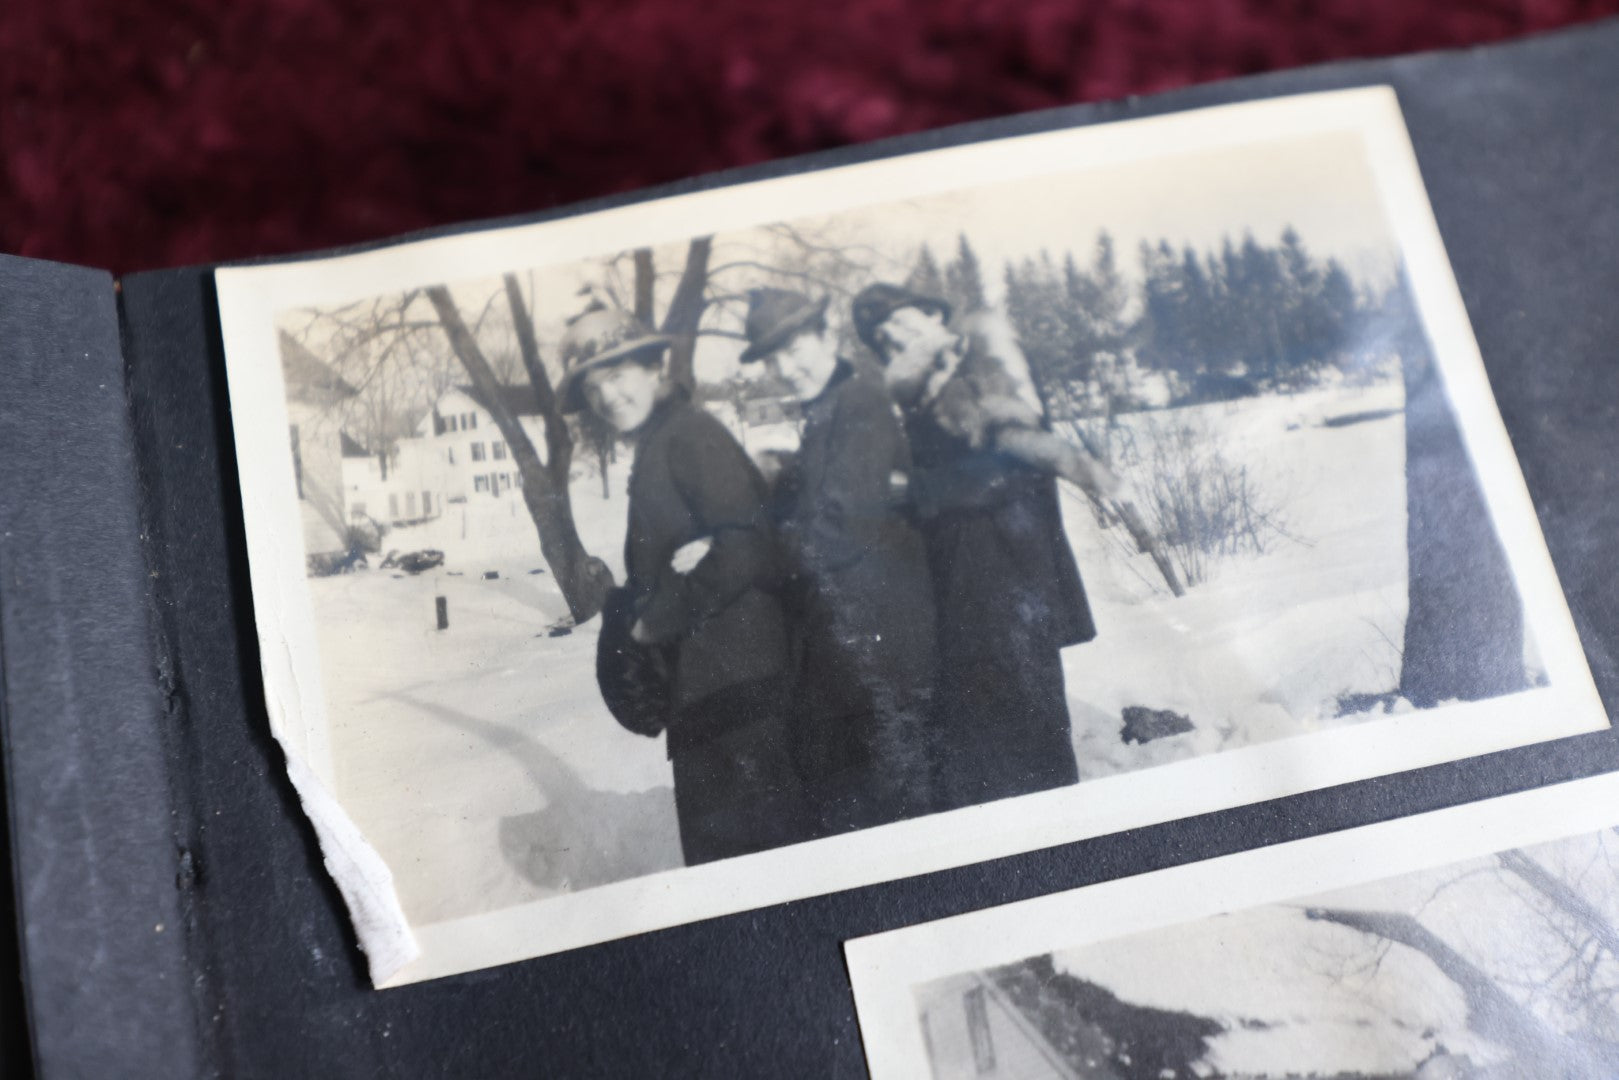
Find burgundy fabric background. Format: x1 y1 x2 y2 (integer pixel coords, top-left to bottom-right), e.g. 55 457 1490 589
3 1 1618 275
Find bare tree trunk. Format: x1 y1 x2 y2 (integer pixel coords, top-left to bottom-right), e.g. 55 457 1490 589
595 429 612 498
1498 850 1619 958
502 276 575 487
661 236 712 394
427 285 613 622
1393 268 1524 706
632 248 656 324
1026 334 1182 597
1306 906 1585 1070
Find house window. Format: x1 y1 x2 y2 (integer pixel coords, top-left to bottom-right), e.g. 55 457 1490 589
389 493 400 519
513 471 523 489
289 425 303 500
492 440 507 460
474 475 490 493
471 442 487 462
406 492 417 517
963 986 995 1075
468 412 479 430
447 447 456 465
421 491 431 516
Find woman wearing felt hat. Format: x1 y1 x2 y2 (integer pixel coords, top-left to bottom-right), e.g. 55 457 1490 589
738 288 939 834
850 281 1095 810
558 304 812 865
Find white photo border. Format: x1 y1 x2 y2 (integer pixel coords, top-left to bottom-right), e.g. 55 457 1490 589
213 85 1607 988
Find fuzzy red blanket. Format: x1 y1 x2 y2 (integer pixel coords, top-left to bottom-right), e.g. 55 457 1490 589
3 1 1616 272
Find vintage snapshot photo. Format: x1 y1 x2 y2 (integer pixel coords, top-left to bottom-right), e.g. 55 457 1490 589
845 770 1619 1080
213 86 1605 986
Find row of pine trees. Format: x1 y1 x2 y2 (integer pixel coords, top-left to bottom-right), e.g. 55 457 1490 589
905 228 1382 414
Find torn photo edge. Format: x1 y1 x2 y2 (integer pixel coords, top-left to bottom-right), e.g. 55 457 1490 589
842 768 1619 1080
212 85 1606 988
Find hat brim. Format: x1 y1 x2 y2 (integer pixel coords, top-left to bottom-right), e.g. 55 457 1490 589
558 334 674 414
738 296 830 365
854 292 953 353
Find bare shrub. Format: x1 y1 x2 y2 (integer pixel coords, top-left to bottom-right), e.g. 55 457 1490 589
1108 413 1298 587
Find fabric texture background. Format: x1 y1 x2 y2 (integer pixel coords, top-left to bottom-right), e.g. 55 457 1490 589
4 1 1619 273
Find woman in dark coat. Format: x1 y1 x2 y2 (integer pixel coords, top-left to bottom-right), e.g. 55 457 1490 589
738 289 938 834
851 283 1094 812
559 305 811 865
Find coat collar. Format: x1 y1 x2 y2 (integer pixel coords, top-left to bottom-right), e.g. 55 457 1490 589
631 384 690 444
802 358 857 415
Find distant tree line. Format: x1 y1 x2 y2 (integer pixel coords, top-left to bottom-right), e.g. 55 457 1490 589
908 226 1386 416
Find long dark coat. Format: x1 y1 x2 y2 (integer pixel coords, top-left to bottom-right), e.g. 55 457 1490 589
627 393 788 718
622 392 809 863
905 395 1093 811
776 364 937 831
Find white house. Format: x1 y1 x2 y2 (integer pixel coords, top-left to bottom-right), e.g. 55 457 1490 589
410 384 549 506
341 428 444 528
329 381 554 537
280 331 358 557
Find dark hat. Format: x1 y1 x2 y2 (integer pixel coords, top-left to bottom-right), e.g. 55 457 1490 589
737 288 830 365
556 304 673 414
850 283 952 355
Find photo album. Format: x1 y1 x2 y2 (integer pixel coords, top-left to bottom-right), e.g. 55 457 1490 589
3 18 1616 1079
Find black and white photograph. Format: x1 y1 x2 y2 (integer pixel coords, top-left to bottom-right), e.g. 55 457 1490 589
213 87 1604 986
848 772 1619 1080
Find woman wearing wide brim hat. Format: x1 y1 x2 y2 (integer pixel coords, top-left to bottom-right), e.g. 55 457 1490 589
563 300 813 865
556 304 675 416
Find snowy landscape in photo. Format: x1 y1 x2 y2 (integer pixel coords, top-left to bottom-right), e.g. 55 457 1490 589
216 88 1606 983
913 825 1619 1079
317 373 1451 926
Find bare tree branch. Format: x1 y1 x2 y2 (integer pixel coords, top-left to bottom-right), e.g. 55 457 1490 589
1499 850 1619 960
427 284 612 621
1306 906 1571 1065
660 236 713 393
633 248 656 323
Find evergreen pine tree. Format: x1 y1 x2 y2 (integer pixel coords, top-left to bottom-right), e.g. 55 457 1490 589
1238 232 1285 382
1277 226 1324 378
1088 231 1128 348
1318 258 1357 363
906 244 946 301
1179 246 1213 376
945 232 988 312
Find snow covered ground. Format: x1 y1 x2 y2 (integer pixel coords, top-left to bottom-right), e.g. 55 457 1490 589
313 377 1427 926
313 459 679 926
1051 827 1618 1076
1064 378 1413 779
